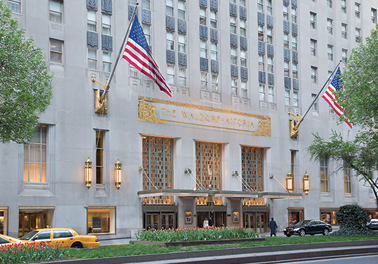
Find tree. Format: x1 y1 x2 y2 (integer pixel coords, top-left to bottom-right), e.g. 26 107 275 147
307 24 378 208
0 2 53 144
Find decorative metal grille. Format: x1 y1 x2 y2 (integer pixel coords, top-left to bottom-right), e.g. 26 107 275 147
195 142 222 190
142 136 173 204
241 146 264 191
243 198 266 206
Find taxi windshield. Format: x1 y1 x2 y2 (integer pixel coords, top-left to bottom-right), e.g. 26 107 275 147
20 231 39 240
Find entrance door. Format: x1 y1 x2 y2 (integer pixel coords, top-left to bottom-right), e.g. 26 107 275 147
146 214 159 230
244 213 255 229
256 213 266 233
214 212 225 227
197 212 209 228
18 212 46 237
161 214 174 229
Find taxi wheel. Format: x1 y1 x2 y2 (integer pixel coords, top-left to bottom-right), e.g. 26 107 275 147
71 242 83 248
299 230 305 237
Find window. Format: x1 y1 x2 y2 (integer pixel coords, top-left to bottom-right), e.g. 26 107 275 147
320 158 329 192
240 50 247 67
95 131 104 184
284 33 289 49
372 8 377 23
167 65 175 84
327 45 333 61
258 0 263 12
291 8 297 23
258 25 264 41
166 0 173 16
142 0 150 9
211 74 219 92
231 78 238 96
87 10 97 32
267 27 273 44
327 0 332 8
7 0 20 14
200 7 207 25
284 61 290 77
283 5 289 21
143 24 150 45
285 90 290 105
267 0 273 15
292 63 298 78
259 84 265 101
102 14 111 35
50 0 62 23
292 35 297 51
200 40 207 58
129 0 137 5
259 54 264 71
230 16 237 34
327 19 333 34
50 39 63 63
311 67 317 83
342 23 347 39
310 39 317 56
211 42 218 60
268 86 274 102
342 49 348 63
240 0 246 7
23 125 47 183
178 34 186 53
166 31 174 50
231 47 237 65
179 67 186 86
178 0 185 19
103 52 111 72
240 19 246 37
210 11 217 28
201 72 208 90
341 0 347 13
310 12 316 29
230 0 236 3
87 207 115 234
88 48 97 69
344 162 352 193
311 94 318 110
293 91 298 107
267 57 273 73
241 81 248 98
355 28 361 43
355 3 360 18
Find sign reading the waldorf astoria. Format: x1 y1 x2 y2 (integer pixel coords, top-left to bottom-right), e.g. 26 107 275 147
138 97 271 137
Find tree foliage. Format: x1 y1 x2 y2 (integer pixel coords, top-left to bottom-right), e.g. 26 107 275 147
0 2 53 144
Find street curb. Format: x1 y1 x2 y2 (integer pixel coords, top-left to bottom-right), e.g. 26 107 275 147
44 239 378 264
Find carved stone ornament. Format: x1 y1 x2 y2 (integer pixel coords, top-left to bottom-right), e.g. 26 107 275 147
138 98 165 124
95 89 107 114
253 117 271 137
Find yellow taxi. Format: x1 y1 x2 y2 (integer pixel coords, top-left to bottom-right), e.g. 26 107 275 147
19 228 100 248
0 234 22 245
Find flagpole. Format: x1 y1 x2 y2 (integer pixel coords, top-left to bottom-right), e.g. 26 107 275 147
105 3 139 90
297 60 342 126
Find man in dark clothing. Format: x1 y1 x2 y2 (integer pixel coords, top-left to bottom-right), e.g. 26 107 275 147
269 217 278 236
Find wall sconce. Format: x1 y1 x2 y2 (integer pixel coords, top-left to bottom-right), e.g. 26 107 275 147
84 157 92 189
115 159 122 190
303 171 309 195
286 171 293 192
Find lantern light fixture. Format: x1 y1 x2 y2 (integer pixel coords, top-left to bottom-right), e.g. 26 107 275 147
286 171 294 192
85 157 92 189
115 159 122 190
303 171 310 195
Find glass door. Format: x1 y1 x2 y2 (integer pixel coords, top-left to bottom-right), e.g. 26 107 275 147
256 213 266 233
18 212 46 237
244 213 255 229
161 214 174 229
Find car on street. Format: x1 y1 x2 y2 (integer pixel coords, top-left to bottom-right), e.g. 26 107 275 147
284 220 332 237
19 228 101 248
0 234 22 245
366 219 378 230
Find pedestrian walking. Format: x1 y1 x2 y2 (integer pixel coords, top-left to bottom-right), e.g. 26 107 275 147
269 217 278 236
203 218 209 228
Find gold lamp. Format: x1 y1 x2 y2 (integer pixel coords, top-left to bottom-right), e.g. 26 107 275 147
115 159 122 190
303 171 310 195
286 171 293 192
84 157 92 189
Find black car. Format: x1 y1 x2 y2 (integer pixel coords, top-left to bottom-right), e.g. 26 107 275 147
284 220 332 237
366 219 378 230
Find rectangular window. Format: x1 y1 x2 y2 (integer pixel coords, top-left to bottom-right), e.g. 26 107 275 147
88 48 97 69
292 63 298 78
267 27 273 44
231 47 237 65
258 0 264 12
240 0 246 7
87 10 97 32
327 0 332 8
293 91 298 107
241 81 247 98
103 52 111 72
284 61 290 77
210 11 217 28
311 93 318 110
87 207 115 234
200 40 207 58
167 65 175 84
166 0 173 16
291 8 297 23
231 78 238 96
327 19 333 34
23 125 47 183
259 54 264 71
129 0 137 5
267 0 273 15
258 25 264 41
310 39 317 56
310 12 316 29
201 72 208 90
268 86 274 102
240 19 247 37
143 24 151 45
284 33 289 49
292 35 297 51
211 74 219 92
285 90 290 105
320 158 329 192
342 23 347 39
268 56 274 73
342 49 348 63
142 0 150 9
95 130 104 184
50 0 62 23
344 162 352 193
179 67 186 86
178 0 185 19
259 84 265 101
211 42 218 60
230 16 237 34
283 5 289 21
311 67 317 83
178 34 186 53
102 13 111 35
372 8 377 23
50 39 63 63
355 3 360 18
166 31 174 50
240 49 247 67
328 45 333 61
341 0 347 13
7 0 20 14
355 28 361 43
200 7 207 25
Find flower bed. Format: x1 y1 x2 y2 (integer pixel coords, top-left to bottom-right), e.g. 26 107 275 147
0 242 69 264
137 226 259 242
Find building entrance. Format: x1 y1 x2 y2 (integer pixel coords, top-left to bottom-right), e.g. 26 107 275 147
145 213 175 230
197 212 226 228
18 212 46 237
244 212 268 233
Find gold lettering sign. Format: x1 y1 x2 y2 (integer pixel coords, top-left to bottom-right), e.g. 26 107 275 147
138 97 271 137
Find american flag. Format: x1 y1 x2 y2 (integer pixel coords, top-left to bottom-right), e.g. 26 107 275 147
322 67 352 128
123 16 172 97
